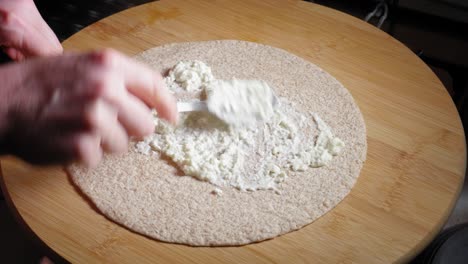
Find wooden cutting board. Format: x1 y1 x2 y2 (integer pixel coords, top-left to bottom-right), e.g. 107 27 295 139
1 0 466 263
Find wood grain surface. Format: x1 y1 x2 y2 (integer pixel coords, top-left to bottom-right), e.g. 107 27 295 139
1 0 466 263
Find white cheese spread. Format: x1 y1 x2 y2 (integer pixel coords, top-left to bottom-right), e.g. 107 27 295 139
137 61 345 191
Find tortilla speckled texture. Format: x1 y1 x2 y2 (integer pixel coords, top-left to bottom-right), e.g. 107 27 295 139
69 40 367 246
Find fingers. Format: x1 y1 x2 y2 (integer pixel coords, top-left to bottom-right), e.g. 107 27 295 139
8 131 97 166
7 48 177 167
100 122 128 153
85 100 128 154
81 67 154 137
62 99 130 167
74 133 102 168
25 0 63 56
18 19 63 57
35 98 127 166
122 59 178 124
113 92 154 137
0 1 62 60
89 49 178 124
33 9 62 54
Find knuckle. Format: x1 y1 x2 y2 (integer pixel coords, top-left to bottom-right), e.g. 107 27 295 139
85 69 116 98
88 48 119 68
0 9 18 28
88 77 108 97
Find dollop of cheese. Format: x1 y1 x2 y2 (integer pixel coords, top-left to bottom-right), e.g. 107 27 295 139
165 60 214 92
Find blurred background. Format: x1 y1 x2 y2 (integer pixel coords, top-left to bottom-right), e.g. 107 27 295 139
1 0 467 263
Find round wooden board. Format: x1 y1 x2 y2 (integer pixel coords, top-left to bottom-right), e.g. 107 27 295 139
1 0 466 263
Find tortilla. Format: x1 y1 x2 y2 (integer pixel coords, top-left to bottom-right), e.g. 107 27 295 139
69 40 367 246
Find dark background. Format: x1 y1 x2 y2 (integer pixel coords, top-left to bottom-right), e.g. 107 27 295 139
30 0 468 126
1 0 467 263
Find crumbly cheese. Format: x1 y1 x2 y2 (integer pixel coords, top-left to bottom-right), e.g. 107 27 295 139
206 79 276 127
137 61 345 191
135 141 151 155
288 114 345 171
164 60 214 92
139 106 344 191
212 188 223 195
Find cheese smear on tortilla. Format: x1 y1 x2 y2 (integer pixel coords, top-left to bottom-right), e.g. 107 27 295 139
136 61 345 191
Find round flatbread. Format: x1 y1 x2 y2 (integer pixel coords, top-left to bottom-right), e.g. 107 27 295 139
69 40 367 246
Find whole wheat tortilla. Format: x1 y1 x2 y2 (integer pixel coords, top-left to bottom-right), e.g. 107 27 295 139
69 40 367 246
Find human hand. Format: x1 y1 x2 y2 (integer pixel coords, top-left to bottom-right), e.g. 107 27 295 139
0 49 177 167
0 0 62 61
